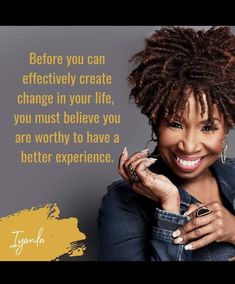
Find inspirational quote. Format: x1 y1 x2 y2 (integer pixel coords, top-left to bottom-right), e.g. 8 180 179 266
14 52 121 165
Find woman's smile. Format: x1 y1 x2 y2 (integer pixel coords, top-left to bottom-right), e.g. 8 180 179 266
172 153 206 172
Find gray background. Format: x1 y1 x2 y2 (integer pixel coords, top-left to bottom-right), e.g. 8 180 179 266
0 26 234 261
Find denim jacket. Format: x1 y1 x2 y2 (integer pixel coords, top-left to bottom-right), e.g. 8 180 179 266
97 158 235 261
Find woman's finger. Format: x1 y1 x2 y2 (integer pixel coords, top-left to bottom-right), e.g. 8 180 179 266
135 158 158 180
183 203 202 216
118 147 129 181
184 232 218 251
121 149 150 184
125 157 152 184
172 212 214 238
173 223 214 244
118 148 150 183
129 156 155 169
124 149 149 173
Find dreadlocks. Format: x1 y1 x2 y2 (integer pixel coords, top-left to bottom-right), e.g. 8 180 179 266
129 26 235 129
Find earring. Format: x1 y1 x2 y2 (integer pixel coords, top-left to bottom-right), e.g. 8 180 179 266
221 137 228 165
145 131 157 150
144 131 160 159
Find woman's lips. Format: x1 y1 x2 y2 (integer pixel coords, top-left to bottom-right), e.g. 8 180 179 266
173 154 205 172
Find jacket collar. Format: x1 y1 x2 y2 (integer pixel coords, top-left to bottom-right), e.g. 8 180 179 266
211 159 235 212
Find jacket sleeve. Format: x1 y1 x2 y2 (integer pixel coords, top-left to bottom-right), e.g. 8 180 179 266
150 206 191 261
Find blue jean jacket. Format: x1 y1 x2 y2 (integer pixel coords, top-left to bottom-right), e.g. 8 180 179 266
97 158 235 261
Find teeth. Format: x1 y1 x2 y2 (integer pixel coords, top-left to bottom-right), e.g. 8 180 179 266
176 157 200 167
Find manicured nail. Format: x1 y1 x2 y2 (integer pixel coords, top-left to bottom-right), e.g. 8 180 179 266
186 216 192 222
172 230 181 238
149 158 157 162
174 237 183 244
184 244 193 250
122 147 127 154
141 148 149 153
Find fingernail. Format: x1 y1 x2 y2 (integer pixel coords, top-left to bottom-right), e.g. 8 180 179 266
122 147 127 154
149 158 157 162
183 211 189 216
174 237 183 244
172 230 181 238
184 244 193 250
186 216 191 222
141 148 149 153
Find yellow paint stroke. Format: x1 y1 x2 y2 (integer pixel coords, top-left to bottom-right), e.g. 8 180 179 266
0 204 86 260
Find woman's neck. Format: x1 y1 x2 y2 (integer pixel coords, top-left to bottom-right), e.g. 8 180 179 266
180 169 221 204
180 168 213 189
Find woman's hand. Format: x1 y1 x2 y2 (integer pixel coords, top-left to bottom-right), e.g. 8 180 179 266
118 147 180 214
172 202 235 249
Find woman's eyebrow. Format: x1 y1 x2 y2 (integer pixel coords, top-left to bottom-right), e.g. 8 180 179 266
168 117 222 124
200 118 222 123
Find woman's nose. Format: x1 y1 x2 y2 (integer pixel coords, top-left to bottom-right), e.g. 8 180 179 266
177 132 201 153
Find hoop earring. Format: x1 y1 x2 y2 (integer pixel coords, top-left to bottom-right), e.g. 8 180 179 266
221 137 228 165
144 132 161 159
145 131 158 150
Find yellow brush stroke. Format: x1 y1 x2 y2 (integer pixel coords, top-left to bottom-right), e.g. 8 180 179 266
0 204 86 260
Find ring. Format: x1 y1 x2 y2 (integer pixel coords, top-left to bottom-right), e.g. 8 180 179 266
128 165 139 182
192 202 211 218
196 206 211 217
194 202 202 209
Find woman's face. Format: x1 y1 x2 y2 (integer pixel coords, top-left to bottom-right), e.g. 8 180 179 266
158 89 227 181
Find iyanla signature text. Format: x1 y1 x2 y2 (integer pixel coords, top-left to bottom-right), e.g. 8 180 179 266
10 227 45 255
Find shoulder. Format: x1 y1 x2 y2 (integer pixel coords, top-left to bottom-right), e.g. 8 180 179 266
222 158 235 183
213 158 235 173
100 180 139 213
106 179 136 203
224 158 235 170
213 158 235 188
218 158 235 176
99 179 156 218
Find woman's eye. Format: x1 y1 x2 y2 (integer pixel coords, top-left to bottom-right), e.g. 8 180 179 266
202 124 218 132
169 121 183 129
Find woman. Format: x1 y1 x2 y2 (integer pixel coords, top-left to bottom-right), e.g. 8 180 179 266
97 26 235 261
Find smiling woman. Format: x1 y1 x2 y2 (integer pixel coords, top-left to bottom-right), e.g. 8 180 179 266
98 26 235 261
158 89 226 187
